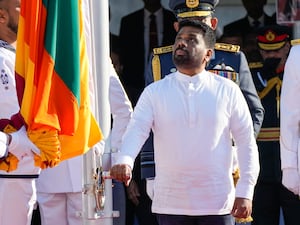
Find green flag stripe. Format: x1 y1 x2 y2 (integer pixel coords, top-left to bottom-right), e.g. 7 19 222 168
42 0 80 103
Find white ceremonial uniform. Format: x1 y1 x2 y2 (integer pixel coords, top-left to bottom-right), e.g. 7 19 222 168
280 44 300 197
0 42 41 225
36 62 133 225
36 156 84 225
115 70 259 216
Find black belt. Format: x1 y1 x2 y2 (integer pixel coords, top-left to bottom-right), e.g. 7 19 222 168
0 174 39 179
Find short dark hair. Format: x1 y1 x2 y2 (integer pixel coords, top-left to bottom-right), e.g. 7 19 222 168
178 19 216 49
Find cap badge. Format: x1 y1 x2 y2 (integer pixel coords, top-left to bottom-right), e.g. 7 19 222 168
186 0 199 8
265 31 275 42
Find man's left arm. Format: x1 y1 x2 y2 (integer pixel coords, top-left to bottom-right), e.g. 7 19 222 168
231 84 260 200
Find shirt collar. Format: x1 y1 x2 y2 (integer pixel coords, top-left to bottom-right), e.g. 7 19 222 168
144 7 163 18
0 40 15 53
248 15 265 26
175 70 208 84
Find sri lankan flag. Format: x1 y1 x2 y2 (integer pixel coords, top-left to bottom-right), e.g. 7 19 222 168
11 0 102 170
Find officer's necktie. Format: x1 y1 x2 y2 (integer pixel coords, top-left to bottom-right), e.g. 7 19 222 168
149 14 158 57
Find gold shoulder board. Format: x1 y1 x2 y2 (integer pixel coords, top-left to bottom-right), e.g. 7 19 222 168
248 62 263 69
214 42 240 53
291 39 300 46
153 45 173 55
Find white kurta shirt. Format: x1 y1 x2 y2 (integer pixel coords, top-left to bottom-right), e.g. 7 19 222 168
280 44 300 196
115 70 259 216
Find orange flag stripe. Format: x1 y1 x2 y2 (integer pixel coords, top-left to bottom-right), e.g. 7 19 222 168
14 0 103 167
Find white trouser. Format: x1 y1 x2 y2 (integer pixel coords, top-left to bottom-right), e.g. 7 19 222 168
0 155 40 225
38 192 82 225
0 178 37 225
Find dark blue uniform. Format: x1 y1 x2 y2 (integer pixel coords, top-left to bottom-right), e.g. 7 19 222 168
141 43 264 179
251 61 300 225
251 62 282 182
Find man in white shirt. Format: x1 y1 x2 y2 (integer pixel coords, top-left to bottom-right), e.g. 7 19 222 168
110 20 259 225
280 42 300 198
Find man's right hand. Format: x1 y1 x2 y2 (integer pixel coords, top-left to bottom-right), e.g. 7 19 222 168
110 164 132 186
231 197 252 219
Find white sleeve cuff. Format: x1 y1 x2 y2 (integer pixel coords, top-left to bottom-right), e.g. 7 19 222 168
235 183 255 201
113 154 134 169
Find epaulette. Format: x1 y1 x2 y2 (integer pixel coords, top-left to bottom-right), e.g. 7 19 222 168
248 61 263 69
291 39 300 46
214 42 240 53
153 45 173 55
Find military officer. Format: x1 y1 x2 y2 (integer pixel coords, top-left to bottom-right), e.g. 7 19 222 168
251 24 300 225
141 0 264 183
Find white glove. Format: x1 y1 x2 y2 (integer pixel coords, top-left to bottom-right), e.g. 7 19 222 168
282 168 300 196
94 140 105 156
0 131 9 158
8 126 40 160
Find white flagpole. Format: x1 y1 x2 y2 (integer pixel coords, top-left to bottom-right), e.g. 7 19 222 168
294 21 300 38
82 0 114 225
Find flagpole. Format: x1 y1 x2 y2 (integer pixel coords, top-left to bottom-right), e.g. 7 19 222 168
294 21 300 38
82 0 114 224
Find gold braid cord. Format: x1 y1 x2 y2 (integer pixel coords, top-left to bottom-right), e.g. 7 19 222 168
152 54 161 82
232 168 240 187
236 216 253 224
0 124 61 172
258 77 282 118
28 128 61 169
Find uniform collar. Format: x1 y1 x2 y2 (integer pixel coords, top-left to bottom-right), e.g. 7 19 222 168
248 15 264 27
0 40 15 53
144 7 163 18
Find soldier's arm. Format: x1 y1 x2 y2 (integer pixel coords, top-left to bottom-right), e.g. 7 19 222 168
238 51 265 138
144 53 155 86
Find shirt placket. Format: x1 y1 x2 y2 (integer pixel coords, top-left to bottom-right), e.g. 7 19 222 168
188 82 196 128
